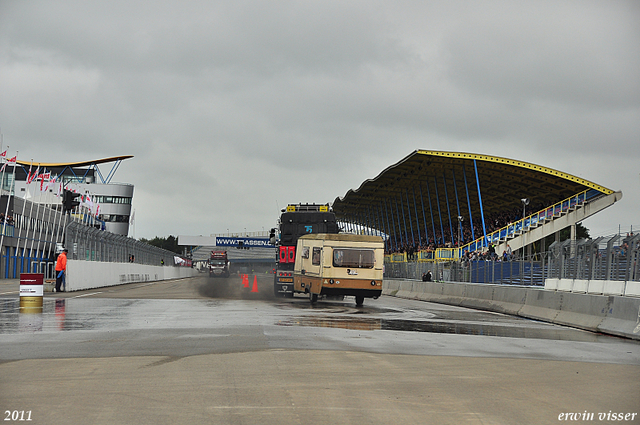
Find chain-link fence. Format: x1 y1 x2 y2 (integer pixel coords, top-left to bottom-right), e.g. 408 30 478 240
385 234 639 286
547 234 639 282
385 253 549 286
65 220 180 266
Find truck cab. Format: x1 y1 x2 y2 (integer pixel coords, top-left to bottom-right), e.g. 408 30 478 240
209 251 230 277
273 204 339 297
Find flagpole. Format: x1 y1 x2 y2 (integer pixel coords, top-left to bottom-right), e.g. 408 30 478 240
42 174 57 263
130 208 135 239
0 146 10 259
33 168 50 271
0 143 7 196
14 160 32 273
53 179 66 256
29 168 46 269
21 163 39 273
41 184 54 269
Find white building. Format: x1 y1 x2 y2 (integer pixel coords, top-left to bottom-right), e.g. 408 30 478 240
5 156 134 236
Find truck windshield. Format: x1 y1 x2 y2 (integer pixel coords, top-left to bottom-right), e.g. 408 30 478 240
210 260 226 266
332 249 375 268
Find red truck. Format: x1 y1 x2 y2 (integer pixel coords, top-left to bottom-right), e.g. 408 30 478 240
209 251 230 277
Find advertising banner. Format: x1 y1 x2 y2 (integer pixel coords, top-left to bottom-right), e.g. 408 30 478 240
215 237 271 248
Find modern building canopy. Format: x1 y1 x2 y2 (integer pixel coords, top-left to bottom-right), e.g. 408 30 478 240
7 155 135 236
331 150 615 250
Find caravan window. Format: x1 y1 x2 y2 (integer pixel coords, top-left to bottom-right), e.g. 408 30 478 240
312 247 322 265
332 249 375 268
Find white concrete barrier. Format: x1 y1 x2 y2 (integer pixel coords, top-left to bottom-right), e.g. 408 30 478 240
602 280 625 296
384 277 640 340
556 279 574 292
624 281 640 297
519 289 562 322
488 286 528 316
66 260 198 291
552 292 610 331
572 279 589 293
544 278 559 291
588 280 605 295
395 281 415 299
598 296 640 339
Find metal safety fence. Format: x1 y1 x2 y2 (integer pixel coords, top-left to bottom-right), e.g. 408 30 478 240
384 253 549 286
384 234 639 286
65 221 181 267
546 234 639 282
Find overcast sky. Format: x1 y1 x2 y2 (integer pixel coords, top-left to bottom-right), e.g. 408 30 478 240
1 0 638 240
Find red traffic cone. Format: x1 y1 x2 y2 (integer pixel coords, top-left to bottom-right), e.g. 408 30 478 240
243 274 249 288
251 275 259 293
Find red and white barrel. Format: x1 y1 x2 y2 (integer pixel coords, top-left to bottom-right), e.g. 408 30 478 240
19 273 44 311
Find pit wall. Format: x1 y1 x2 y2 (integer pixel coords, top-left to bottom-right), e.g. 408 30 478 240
61 260 199 292
383 279 640 341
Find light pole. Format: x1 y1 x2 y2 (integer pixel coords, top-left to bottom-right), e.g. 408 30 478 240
521 198 530 270
457 216 463 247
521 198 529 221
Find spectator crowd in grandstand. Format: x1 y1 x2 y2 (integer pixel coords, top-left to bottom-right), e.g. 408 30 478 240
384 200 549 257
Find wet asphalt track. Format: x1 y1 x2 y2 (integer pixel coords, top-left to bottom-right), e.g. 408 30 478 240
1 274 639 425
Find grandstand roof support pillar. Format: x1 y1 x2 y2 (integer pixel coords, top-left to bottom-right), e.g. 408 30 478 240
405 189 415 247
366 208 373 235
442 173 454 246
370 207 376 236
452 170 462 242
389 199 402 251
380 205 387 240
418 183 429 245
383 200 394 252
386 198 398 252
434 176 445 245
412 186 422 246
379 206 385 238
425 180 437 246
463 165 475 241
395 196 406 248
473 159 487 247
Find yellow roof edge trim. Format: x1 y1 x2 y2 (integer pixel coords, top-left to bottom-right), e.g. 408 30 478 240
15 155 134 168
416 150 614 195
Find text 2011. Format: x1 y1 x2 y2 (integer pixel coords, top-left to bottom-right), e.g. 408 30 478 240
4 411 32 421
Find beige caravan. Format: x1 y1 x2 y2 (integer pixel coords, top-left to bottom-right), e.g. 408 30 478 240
293 233 384 306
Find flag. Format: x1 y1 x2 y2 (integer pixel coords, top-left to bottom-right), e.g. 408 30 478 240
0 150 6 158
27 166 39 184
0 156 16 173
85 194 94 211
45 174 57 192
129 209 135 225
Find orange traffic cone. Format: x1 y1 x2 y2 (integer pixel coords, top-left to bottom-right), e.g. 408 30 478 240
243 274 249 288
251 275 259 293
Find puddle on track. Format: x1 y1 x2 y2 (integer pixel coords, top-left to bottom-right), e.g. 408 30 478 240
276 316 625 343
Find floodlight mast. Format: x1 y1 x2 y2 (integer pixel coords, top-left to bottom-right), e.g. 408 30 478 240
521 198 530 221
